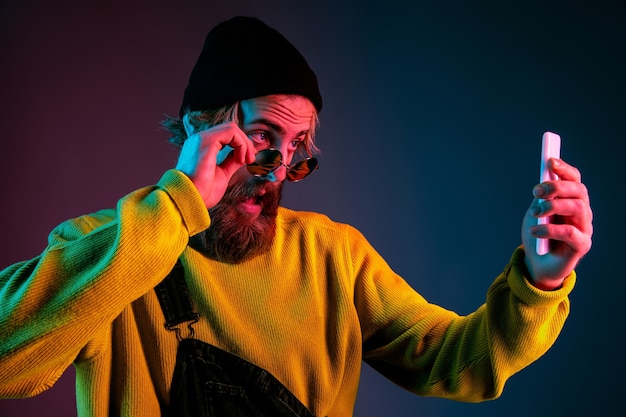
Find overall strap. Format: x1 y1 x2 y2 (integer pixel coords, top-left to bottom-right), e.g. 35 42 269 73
156 260 319 417
154 260 199 340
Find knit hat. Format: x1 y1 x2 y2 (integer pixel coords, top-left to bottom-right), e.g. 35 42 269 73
179 16 322 116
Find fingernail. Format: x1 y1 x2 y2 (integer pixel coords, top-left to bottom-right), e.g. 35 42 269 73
531 205 542 216
551 158 561 168
531 226 547 237
533 185 546 197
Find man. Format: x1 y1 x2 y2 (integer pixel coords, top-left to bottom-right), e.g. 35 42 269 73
0 16 593 417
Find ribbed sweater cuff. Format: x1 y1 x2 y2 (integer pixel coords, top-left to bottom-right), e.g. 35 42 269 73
506 246 576 306
158 169 211 236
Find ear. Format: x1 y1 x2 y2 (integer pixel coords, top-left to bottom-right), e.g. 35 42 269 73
182 113 195 137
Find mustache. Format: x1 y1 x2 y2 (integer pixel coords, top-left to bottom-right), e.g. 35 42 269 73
219 179 282 205
196 179 283 264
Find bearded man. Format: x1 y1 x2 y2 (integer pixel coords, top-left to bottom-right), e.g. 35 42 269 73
0 16 593 417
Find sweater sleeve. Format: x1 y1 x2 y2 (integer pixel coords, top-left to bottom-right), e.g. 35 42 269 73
0 169 210 398
352 226 575 402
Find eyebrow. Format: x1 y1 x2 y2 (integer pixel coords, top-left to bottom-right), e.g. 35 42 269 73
248 118 309 138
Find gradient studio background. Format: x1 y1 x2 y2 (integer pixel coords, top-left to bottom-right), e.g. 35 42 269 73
1 0 624 416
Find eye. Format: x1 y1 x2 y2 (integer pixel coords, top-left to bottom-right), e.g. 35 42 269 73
247 131 270 148
290 138 304 151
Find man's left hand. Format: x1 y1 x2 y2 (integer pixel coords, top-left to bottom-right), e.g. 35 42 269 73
522 158 593 290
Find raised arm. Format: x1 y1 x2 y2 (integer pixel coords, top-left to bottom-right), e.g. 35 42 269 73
0 170 209 397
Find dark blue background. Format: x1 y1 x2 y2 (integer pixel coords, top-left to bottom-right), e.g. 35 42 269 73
1 0 624 416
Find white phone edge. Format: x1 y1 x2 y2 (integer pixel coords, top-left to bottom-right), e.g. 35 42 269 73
536 131 561 255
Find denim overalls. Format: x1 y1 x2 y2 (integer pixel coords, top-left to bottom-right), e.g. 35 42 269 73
155 261 316 417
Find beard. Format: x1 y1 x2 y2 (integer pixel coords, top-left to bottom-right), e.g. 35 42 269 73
191 179 283 264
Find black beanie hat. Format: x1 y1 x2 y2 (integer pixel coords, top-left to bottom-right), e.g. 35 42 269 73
179 16 322 117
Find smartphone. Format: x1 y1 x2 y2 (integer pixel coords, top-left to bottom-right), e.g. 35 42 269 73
536 132 561 255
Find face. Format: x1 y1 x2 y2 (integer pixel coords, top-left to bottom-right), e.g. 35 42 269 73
237 95 316 182
195 95 316 264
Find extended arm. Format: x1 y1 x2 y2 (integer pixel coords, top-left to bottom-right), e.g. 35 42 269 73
357 243 574 402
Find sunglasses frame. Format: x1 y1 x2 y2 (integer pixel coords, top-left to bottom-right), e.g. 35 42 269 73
246 148 318 182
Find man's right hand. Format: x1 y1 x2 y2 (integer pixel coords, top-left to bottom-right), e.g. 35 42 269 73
175 122 256 208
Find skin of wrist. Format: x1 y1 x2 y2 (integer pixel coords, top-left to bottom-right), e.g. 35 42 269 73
522 252 564 291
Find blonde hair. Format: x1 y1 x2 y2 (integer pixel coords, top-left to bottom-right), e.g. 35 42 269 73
162 95 320 157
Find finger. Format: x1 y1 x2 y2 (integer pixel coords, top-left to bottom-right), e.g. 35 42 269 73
550 158 581 182
225 130 253 165
533 198 594 233
217 133 254 175
220 123 256 164
200 123 253 165
531 223 592 254
533 197 592 221
533 180 590 203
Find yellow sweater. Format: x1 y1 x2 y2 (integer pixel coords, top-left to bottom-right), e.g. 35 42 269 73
0 170 575 416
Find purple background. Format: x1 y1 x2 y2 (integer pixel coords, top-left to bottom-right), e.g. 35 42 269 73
1 0 625 416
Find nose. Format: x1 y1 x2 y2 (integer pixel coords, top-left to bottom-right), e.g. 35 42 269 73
263 164 287 182
263 139 293 182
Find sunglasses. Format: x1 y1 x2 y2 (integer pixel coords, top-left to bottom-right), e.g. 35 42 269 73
246 149 318 182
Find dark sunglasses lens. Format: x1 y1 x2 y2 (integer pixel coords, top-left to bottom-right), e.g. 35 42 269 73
247 149 282 176
287 158 318 182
